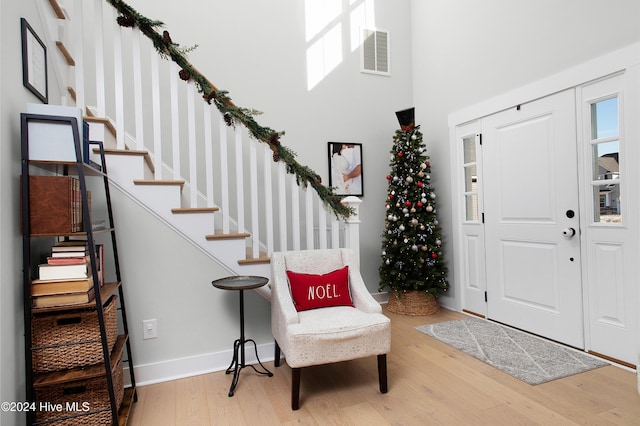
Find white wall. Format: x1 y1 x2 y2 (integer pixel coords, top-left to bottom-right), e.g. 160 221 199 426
410 0 640 309
0 2 63 424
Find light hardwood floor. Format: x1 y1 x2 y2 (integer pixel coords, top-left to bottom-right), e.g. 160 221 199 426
128 307 640 425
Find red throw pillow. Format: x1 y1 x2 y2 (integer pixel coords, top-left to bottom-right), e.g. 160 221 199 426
286 266 354 311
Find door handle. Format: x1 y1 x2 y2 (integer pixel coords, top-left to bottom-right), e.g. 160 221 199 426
561 227 576 238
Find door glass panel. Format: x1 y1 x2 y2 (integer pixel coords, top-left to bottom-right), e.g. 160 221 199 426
464 165 477 192
590 97 618 139
592 141 619 180
465 194 479 221
593 184 621 223
463 136 476 164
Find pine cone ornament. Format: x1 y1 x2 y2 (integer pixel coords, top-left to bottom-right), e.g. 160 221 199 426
116 15 135 28
223 113 233 127
202 91 216 104
178 69 191 81
163 31 173 45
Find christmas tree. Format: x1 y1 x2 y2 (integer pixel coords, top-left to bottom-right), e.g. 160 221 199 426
379 108 448 299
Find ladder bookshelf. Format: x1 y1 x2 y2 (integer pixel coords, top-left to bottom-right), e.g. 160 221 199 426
20 112 136 425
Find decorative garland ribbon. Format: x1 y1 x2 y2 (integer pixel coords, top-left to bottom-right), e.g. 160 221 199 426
105 0 353 218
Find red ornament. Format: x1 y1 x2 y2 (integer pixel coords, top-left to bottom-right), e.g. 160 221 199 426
417 182 423 187
417 201 423 207
389 194 394 199
431 253 438 259
398 152 404 157
386 175 391 180
425 161 430 167
405 201 412 207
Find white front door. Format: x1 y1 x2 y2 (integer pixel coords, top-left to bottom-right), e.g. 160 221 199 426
482 89 584 348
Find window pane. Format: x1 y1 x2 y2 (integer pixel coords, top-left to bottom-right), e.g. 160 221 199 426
465 194 479 221
592 141 619 180
464 165 477 192
591 97 618 139
463 136 476 164
593 184 621 223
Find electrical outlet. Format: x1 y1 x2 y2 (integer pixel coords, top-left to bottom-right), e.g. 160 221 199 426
143 319 158 340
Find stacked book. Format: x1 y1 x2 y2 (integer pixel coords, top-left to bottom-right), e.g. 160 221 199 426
31 241 103 308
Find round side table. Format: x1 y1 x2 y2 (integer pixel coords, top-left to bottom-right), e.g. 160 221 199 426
211 275 273 396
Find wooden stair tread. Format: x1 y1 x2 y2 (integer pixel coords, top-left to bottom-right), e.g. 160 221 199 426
134 179 185 188
56 41 75 66
84 115 118 139
238 248 270 265
205 232 251 240
67 86 76 103
48 0 66 19
96 148 155 174
172 207 219 214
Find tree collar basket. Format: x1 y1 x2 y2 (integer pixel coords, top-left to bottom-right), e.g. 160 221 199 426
387 290 439 316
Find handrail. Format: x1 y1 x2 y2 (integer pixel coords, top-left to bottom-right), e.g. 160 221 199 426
104 0 353 218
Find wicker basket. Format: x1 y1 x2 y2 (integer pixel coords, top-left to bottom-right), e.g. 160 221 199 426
32 296 118 373
35 354 124 425
387 291 439 316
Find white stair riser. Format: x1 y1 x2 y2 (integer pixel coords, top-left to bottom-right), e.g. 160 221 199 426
105 155 146 184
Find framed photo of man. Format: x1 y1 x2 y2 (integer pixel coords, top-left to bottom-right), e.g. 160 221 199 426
327 142 364 197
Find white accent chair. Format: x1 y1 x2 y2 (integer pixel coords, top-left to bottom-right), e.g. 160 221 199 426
271 248 391 410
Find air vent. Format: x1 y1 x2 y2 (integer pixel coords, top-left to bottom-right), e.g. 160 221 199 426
361 28 390 76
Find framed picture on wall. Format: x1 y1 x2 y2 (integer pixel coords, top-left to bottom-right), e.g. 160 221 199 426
327 142 364 197
21 18 48 104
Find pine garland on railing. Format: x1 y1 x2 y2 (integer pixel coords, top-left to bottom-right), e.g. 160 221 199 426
105 0 353 218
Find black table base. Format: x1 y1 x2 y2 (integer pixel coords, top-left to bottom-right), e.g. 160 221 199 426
225 335 273 397
211 277 274 398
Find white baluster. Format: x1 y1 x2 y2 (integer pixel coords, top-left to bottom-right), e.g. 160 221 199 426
305 189 314 249
235 129 245 234
73 0 85 110
150 50 162 179
131 27 144 150
318 200 327 249
93 0 106 115
291 179 300 251
263 145 274 255
249 141 260 259
331 214 340 248
170 62 181 179
112 8 125 150
204 106 214 209
278 162 288 251
187 82 198 207
219 114 230 234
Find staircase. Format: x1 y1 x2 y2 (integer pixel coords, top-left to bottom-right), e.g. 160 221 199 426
36 0 362 299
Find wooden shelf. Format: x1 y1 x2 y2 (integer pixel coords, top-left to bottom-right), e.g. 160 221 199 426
29 227 115 238
118 387 136 426
31 282 120 314
33 334 128 388
28 159 106 177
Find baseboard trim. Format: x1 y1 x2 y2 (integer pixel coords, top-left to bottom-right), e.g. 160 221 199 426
124 341 276 387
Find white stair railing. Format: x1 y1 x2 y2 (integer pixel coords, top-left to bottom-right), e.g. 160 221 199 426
40 0 361 264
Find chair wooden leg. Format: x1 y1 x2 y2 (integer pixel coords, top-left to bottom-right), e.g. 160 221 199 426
274 341 281 367
291 367 301 410
378 354 388 394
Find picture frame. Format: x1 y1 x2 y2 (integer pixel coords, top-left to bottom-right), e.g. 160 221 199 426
21 18 48 104
327 142 364 197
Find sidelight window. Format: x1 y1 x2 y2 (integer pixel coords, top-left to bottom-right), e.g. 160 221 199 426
590 96 621 223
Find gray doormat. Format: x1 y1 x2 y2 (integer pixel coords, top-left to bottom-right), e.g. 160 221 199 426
416 317 608 385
